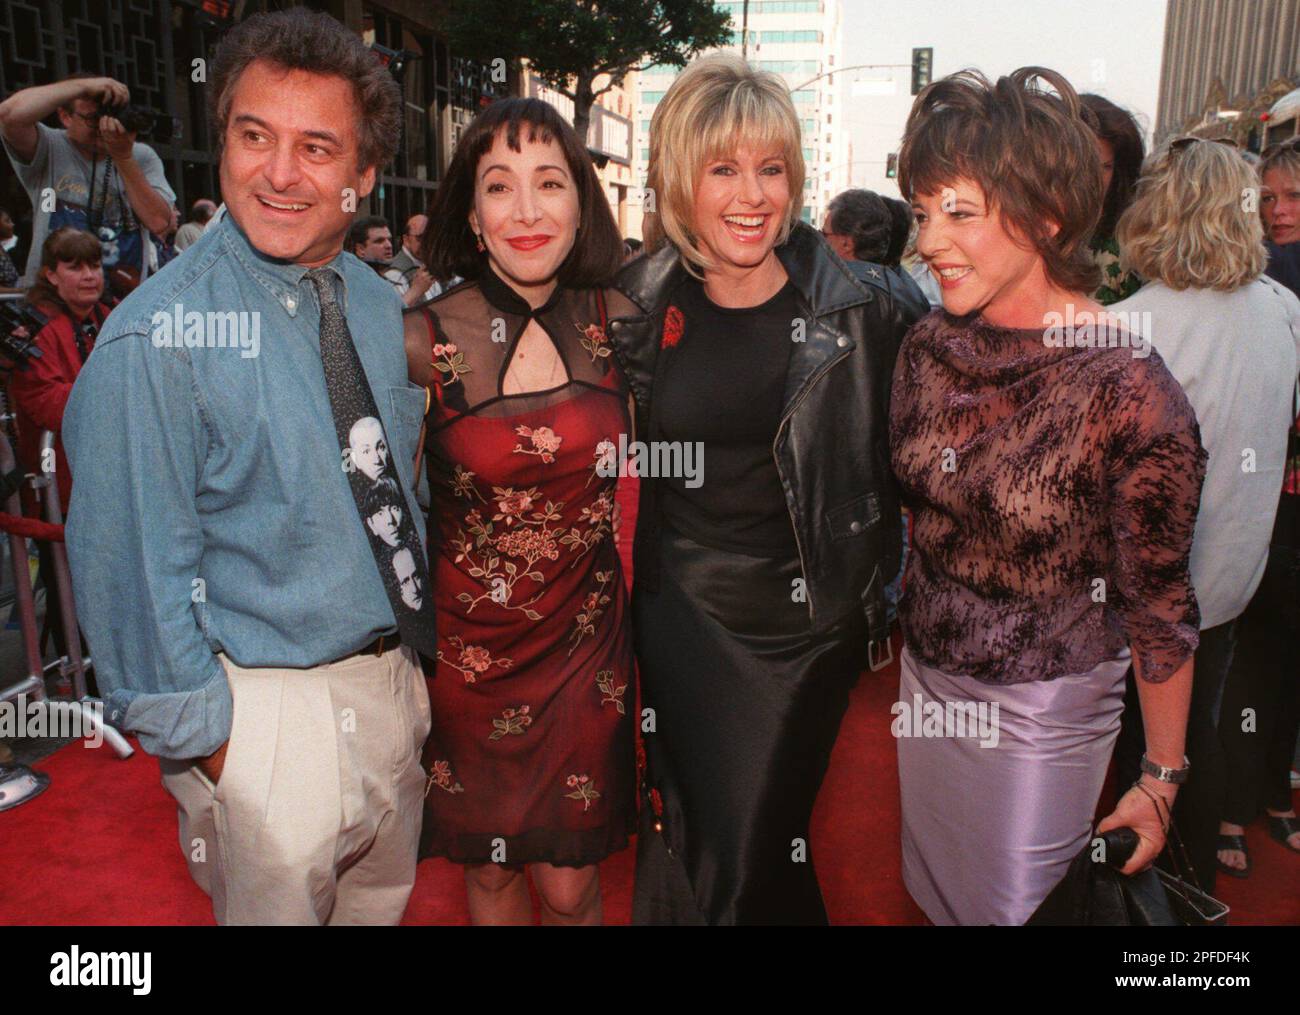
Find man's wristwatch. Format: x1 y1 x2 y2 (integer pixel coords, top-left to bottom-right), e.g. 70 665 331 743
1139 753 1190 784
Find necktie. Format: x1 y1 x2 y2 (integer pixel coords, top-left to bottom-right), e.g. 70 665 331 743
306 267 436 657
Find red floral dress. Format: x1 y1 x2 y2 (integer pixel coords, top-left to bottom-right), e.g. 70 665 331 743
410 269 635 867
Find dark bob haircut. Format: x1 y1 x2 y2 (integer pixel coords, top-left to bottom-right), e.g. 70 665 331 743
1080 94 1146 240
898 66 1102 295
420 97 624 288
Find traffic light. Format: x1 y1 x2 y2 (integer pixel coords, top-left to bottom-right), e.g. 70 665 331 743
911 47 933 96
886 153 898 179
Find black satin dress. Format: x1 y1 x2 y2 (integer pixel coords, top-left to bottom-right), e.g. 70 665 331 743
630 278 868 925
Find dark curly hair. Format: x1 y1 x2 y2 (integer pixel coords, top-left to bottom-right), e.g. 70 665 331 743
210 7 401 171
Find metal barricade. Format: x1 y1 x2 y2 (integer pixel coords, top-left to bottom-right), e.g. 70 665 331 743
0 426 132 759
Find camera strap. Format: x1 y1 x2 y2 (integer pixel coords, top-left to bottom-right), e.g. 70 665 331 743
86 152 136 237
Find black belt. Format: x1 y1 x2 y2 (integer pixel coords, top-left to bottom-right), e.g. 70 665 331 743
343 630 402 661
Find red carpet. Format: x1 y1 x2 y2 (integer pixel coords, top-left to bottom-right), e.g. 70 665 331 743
1 478 1296 924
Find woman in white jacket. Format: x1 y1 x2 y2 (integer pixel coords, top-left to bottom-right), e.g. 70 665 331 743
1111 137 1300 892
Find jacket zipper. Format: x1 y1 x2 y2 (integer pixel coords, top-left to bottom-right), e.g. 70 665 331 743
772 339 853 629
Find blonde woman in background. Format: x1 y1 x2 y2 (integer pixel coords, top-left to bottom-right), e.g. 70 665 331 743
1110 138 1300 892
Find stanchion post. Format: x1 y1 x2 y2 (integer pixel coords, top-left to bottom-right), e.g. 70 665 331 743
0 431 45 701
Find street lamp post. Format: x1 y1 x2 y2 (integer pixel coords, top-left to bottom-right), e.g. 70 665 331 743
793 63 912 93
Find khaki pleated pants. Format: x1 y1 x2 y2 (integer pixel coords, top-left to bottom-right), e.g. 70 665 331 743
159 644 431 925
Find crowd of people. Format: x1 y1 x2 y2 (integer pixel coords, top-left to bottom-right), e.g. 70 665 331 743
0 5 1296 926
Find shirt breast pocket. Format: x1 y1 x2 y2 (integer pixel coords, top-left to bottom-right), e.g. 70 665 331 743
387 385 428 478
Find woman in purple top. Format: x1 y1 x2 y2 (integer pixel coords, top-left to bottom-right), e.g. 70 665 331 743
888 67 1206 925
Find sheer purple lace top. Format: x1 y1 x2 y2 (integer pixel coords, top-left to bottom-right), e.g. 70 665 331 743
889 311 1207 685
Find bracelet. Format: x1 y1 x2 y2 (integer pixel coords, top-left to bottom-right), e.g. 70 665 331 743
1139 753 1190 784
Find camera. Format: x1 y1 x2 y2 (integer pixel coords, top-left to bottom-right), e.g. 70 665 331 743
0 301 48 371
96 101 181 142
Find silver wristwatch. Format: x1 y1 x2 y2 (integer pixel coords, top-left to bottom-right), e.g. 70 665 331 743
1140 753 1190 784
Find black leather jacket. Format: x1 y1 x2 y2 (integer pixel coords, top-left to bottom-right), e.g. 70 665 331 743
606 222 928 643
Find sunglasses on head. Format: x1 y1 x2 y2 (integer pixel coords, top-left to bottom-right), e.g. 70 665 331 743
1262 136 1300 158
1170 135 1239 152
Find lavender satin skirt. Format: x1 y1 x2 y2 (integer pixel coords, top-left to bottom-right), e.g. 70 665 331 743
897 645 1130 926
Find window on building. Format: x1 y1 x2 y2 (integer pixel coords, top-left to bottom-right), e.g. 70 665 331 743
718 1 822 12
760 31 823 44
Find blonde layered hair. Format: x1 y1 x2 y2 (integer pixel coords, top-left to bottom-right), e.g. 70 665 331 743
1117 140 1266 291
643 52 805 275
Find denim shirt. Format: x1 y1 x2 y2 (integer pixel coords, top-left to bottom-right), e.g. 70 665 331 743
63 213 429 759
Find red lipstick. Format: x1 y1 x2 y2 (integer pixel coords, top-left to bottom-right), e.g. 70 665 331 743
506 235 553 250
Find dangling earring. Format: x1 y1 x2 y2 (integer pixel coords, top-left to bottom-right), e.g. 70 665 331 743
475 233 485 252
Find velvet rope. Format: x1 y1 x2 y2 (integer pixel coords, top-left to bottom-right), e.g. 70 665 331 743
0 512 64 541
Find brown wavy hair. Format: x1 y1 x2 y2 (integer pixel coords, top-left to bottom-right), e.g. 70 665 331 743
26 227 101 310
210 7 401 172
897 66 1102 294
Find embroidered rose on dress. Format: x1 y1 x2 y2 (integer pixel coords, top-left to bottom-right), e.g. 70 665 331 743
596 669 627 714
432 342 471 385
577 322 611 363
661 305 684 349
569 569 614 655
513 424 562 463
426 760 465 796
493 486 539 524
436 634 513 682
565 774 601 811
489 705 533 741
495 526 561 563
461 645 491 672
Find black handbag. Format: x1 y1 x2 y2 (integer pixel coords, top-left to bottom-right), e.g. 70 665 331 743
1027 823 1229 926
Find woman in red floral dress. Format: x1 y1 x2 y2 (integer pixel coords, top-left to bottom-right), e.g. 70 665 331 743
403 98 638 924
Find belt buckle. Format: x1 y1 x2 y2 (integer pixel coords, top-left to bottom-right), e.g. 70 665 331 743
868 635 894 672
373 634 386 657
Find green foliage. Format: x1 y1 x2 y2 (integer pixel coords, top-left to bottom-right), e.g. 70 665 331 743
445 0 732 108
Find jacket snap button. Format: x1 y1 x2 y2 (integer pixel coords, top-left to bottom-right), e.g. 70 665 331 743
850 520 863 534
836 335 849 348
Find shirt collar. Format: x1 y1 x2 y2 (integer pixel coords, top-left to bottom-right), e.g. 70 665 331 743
478 262 564 317
217 214 347 318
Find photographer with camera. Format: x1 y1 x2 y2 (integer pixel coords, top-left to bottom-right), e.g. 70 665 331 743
0 72 175 295
7 226 112 659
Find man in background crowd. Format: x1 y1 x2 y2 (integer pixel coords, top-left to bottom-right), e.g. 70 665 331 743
390 212 426 276
349 214 433 307
0 73 175 290
174 198 218 251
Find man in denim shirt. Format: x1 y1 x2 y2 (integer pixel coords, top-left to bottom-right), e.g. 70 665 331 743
62 9 433 925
